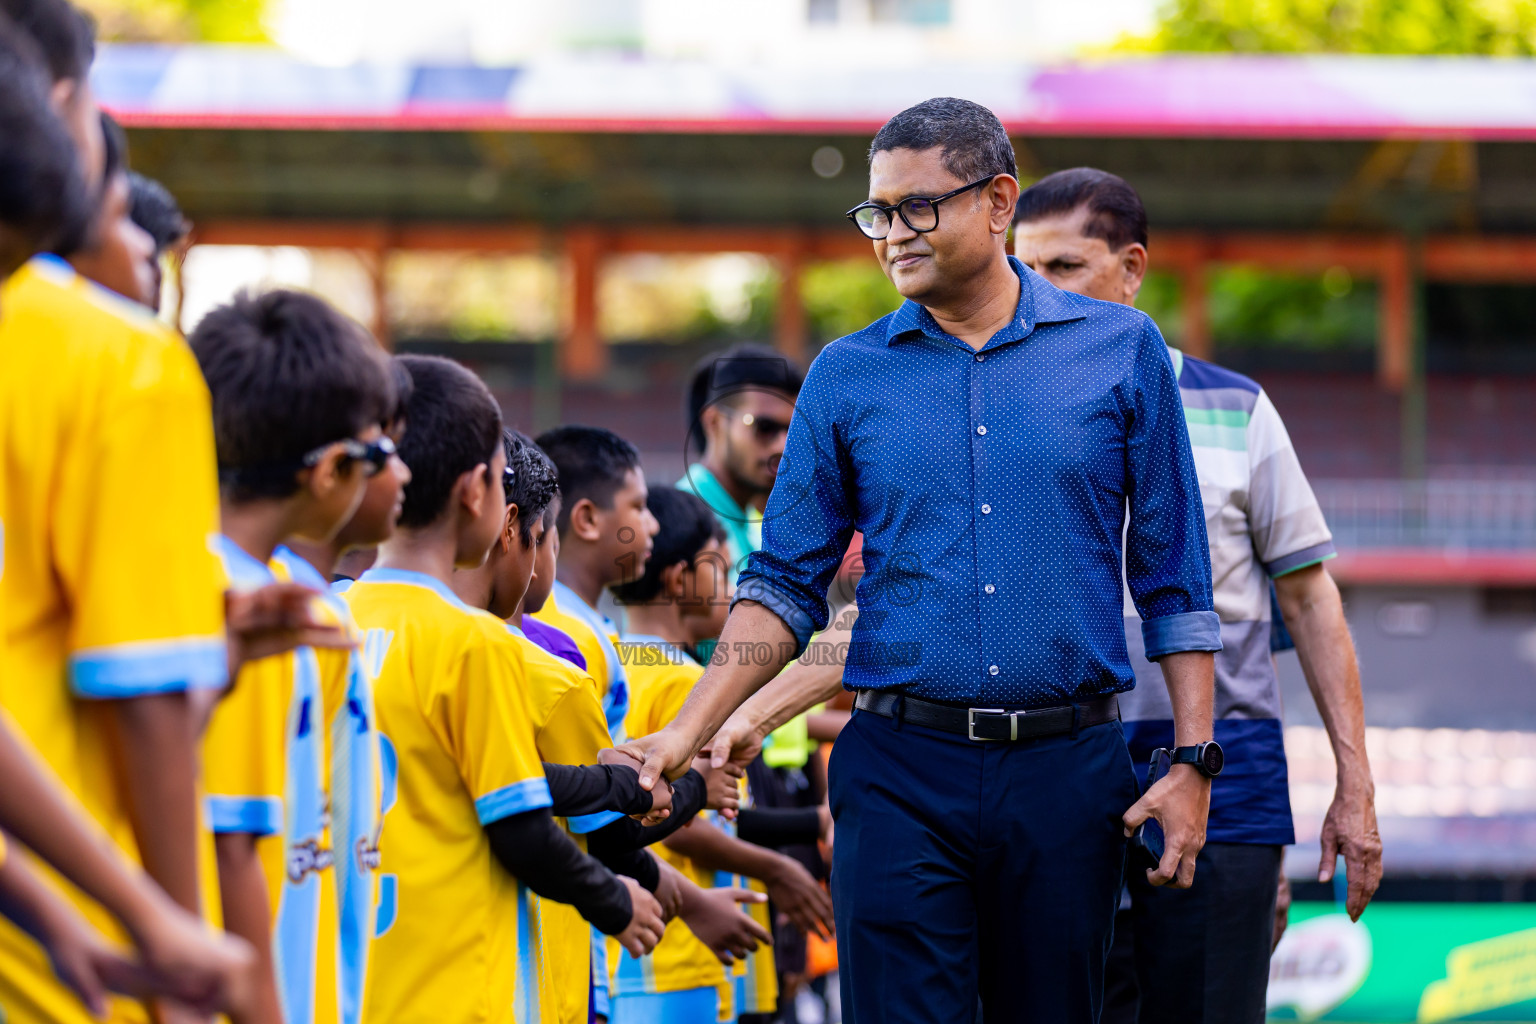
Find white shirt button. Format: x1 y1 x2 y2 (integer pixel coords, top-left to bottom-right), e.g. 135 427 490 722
984 584 996 594
977 425 987 436
981 504 991 514
989 665 1000 676
975 354 985 362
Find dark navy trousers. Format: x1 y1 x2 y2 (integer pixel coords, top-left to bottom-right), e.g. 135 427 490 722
828 705 1138 1024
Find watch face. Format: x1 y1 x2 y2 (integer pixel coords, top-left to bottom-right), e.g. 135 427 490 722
1202 742 1225 777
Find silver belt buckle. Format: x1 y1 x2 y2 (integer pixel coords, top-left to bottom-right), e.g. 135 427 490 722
967 707 1011 742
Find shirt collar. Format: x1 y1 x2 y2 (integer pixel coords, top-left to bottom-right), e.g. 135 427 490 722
885 255 1087 350
683 463 748 523
357 566 474 612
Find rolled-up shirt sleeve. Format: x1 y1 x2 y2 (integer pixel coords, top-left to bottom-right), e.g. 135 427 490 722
1124 323 1222 659
735 353 858 655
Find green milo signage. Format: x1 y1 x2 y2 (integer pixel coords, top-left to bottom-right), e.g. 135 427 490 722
1269 903 1536 1022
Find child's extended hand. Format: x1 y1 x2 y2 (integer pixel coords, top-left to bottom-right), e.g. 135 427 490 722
225 583 354 676
598 748 673 826
692 756 742 820
677 886 770 965
129 892 255 1016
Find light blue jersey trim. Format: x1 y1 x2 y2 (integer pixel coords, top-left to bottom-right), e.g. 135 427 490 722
331 578 354 595
71 638 228 698
474 777 553 825
551 580 630 740
215 533 276 589
207 796 284 836
356 567 474 612
567 810 625 833
1141 610 1222 660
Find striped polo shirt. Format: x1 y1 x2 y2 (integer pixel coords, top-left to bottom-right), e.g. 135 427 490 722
1121 350 1336 846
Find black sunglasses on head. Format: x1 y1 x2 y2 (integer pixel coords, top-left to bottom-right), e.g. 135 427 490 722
309 434 396 477
218 434 398 490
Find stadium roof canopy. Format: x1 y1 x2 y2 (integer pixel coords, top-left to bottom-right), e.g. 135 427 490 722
94 46 1536 236
96 47 1536 139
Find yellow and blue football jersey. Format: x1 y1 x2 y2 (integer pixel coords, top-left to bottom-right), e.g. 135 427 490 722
0 256 227 1024
344 568 550 1023
614 636 734 1000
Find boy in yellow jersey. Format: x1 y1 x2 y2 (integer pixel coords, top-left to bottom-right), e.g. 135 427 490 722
0 3 236 1012
283 357 414 1024
616 490 835 1024
190 289 397 1024
342 355 665 1024
531 426 660 741
451 430 769 1024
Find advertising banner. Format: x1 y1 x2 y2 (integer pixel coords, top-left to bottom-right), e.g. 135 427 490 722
1269 902 1536 1022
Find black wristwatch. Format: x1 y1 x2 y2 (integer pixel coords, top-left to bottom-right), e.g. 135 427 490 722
1171 741 1224 778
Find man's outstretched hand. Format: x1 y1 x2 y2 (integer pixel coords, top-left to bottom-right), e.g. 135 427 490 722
597 748 674 826
615 726 703 794
1122 765 1210 889
706 712 766 773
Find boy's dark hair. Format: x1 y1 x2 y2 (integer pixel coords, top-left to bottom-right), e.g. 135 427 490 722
385 356 414 428
394 354 503 529
502 430 559 548
533 426 641 537
189 289 394 501
1014 167 1148 252
1 0 93 83
0 16 87 266
127 172 188 254
685 343 804 452
52 111 121 258
611 488 724 605
869 97 1016 185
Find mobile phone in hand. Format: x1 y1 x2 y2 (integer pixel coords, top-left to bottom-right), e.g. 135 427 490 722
1129 747 1172 872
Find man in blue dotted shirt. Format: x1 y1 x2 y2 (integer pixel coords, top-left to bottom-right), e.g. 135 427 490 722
620 97 1222 1024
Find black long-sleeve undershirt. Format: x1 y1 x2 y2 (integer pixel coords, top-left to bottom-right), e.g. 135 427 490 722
542 766 712 893
542 762 655 818
483 808 631 936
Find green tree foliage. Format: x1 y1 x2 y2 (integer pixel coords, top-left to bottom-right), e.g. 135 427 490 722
78 0 267 43
1131 0 1536 56
803 261 903 343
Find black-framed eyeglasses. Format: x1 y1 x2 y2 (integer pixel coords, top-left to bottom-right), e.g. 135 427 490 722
845 175 998 241
740 411 790 441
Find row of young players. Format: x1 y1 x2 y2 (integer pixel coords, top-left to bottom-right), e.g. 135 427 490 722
0 1 832 1021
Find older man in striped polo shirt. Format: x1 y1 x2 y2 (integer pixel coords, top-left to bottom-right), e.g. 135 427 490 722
1015 168 1383 1024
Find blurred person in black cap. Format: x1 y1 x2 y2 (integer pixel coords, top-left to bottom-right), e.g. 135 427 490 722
126 171 189 313
681 343 804 585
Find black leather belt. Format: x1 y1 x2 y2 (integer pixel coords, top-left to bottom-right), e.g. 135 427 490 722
854 690 1120 742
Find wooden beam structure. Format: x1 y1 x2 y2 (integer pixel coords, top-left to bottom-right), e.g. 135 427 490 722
185 220 1536 388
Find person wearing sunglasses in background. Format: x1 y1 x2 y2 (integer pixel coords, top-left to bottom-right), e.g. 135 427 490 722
680 345 803 588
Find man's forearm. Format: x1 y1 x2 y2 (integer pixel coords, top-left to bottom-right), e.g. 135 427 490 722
733 603 856 738
109 695 203 914
1275 566 1370 781
1158 650 1215 745
669 602 799 759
